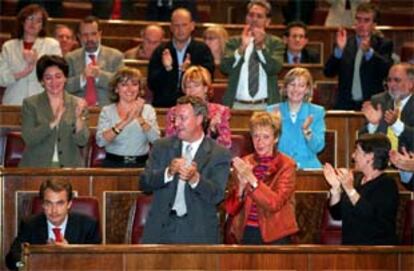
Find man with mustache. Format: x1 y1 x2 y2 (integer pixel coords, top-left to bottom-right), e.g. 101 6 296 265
65 16 124 106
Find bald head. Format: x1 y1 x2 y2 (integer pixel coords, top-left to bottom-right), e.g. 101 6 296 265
171 8 192 22
170 8 194 45
386 63 414 100
141 24 165 59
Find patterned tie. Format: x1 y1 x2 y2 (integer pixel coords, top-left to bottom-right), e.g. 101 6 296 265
387 100 401 151
248 50 260 98
52 227 63 242
293 55 300 64
85 54 97 106
351 48 363 102
172 144 193 216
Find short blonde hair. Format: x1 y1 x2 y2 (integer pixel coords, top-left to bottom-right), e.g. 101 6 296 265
203 25 229 57
281 67 314 102
181 65 213 100
249 111 281 138
109 67 144 102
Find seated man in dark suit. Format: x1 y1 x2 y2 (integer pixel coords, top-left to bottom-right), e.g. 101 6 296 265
5 179 101 270
140 95 231 244
283 21 319 64
324 3 393 110
360 63 414 152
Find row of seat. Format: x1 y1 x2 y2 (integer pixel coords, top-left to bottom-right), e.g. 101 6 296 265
27 193 414 245
2 129 337 168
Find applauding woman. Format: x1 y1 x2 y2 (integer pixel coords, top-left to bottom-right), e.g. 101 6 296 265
267 67 325 169
20 55 89 167
323 133 399 245
0 4 61 105
225 112 298 244
96 67 160 167
165 65 231 148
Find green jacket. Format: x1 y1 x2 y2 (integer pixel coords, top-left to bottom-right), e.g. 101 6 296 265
19 91 89 167
220 34 284 107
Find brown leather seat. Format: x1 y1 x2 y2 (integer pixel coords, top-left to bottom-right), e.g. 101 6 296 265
125 194 153 244
402 199 414 245
320 203 342 245
4 131 25 167
88 132 106 168
31 195 100 224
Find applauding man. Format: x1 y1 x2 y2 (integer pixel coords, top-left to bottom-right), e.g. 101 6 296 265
147 8 214 107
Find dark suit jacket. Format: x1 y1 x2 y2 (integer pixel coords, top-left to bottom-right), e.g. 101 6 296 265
360 92 414 152
65 46 124 106
283 48 320 64
5 213 101 270
324 35 393 110
139 136 231 244
147 39 214 107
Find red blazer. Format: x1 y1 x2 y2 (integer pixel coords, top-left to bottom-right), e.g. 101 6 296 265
225 152 298 243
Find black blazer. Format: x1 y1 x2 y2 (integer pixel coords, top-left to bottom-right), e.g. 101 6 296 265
324 34 393 110
148 39 214 107
283 48 320 64
360 92 414 152
5 213 101 270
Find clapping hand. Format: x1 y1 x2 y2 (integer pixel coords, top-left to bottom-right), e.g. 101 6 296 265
180 53 191 72
233 157 256 192
75 98 87 120
323 163 341 190
390 147 414 171
336 28 347 50
384 107 399 125
162 48 173 70
362 101 382 125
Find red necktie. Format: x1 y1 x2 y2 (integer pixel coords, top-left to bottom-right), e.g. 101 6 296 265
52 227 63 242
111 0 122 19
85 54 97 106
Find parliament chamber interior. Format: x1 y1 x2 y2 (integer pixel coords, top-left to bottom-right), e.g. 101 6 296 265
0 0 413 270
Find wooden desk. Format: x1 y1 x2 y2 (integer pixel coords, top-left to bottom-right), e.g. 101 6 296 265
1 168 412 270
21 244 414 270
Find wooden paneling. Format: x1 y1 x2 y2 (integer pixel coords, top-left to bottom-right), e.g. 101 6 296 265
21 244 414 271
0 106 368 167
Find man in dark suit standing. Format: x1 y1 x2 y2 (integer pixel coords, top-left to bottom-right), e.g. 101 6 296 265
324 3 393 110
140 96 231 244
5 179 101 270
283 21 319 64
147 8 214 107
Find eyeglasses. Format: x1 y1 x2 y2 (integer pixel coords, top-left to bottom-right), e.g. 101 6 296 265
385 77 403 84
26 15 43 24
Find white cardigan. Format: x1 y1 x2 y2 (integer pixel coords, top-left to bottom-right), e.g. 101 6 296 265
0 37 61 105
